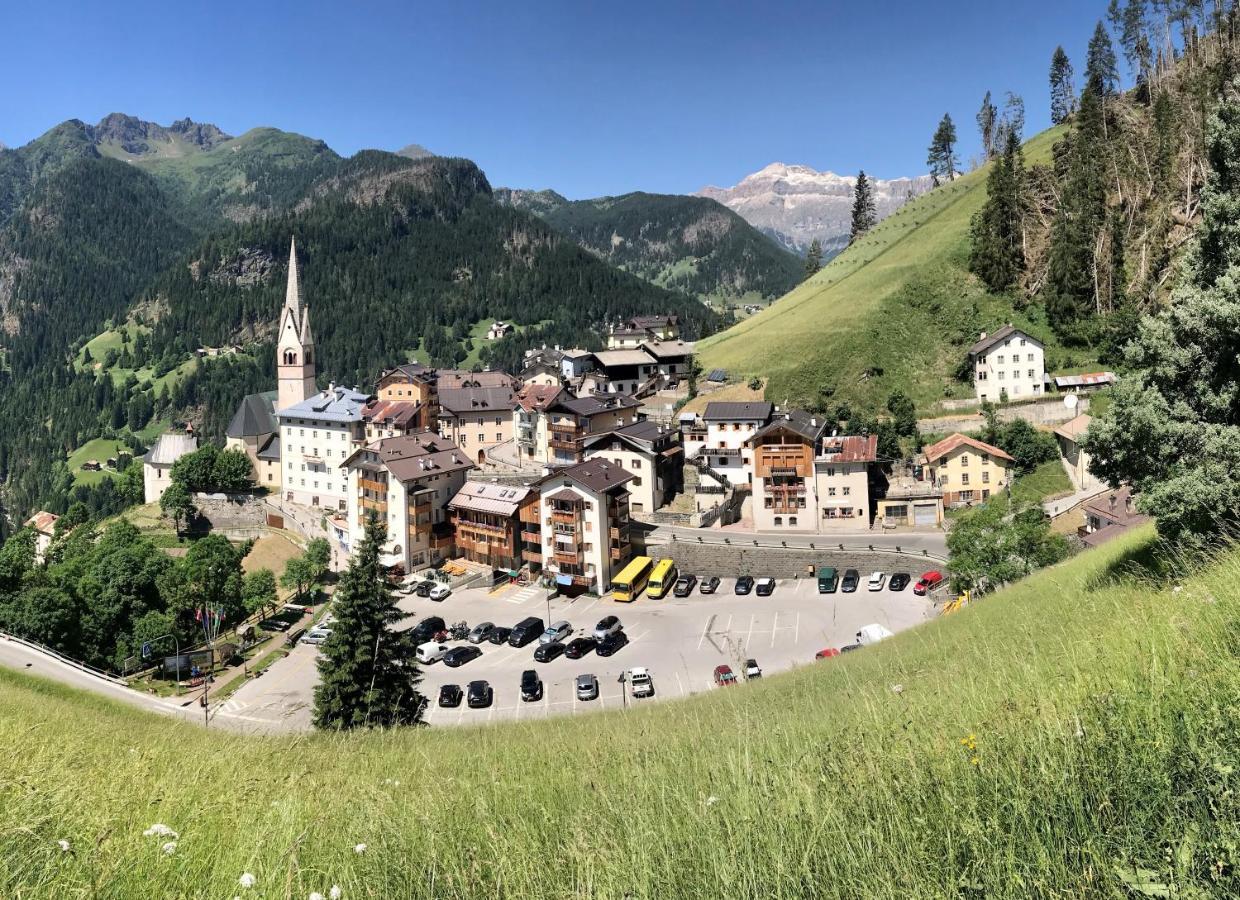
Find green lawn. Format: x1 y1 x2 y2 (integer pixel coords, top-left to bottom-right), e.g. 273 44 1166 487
696 125 1103 413
1010 459 1075 506
6 526 1240 897
66 438 126 486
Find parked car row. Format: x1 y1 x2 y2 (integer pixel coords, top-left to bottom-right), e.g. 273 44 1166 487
413 614 633 669
438 666 656 710
814 623 896 659
399 579 452 601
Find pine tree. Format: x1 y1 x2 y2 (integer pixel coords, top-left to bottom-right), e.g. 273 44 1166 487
926 113 959 186
1087 20 1121 95
313 515 423 729
803 239 823 279
849 172 877 244
1050 46 1077 124
998 92 1026 146
1116 0 1151 87
969 128 1028 293
977 91 999 160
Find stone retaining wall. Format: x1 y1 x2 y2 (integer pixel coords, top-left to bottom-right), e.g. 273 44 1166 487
643 539 941 579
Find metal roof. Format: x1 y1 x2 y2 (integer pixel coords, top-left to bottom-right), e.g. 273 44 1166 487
278 386 371 422
226 390 278 439
1053 372 1117 389
143 432 198 467
449 481 534 517
703 401 773 422
968 324 1044 356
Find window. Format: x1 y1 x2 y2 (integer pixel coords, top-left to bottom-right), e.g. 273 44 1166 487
477 434 484 443
960 453 970 466
1028 369 1035 379
825 467 835 477
827 487 836 497
1027 353 1034 362
997 354 1004 364
977 370 987 380
774 516 782 526
789 516 798 526
842 486 851 496
997 371 1004 380
633 477 642 486
982 471 990 484
1020 338 1026 346
961 472 970 486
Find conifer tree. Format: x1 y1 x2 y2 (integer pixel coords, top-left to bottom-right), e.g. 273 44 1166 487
849 172 877 244
977 91 999 161
803 239 823 280
1049 46 1077 124
969 129 1028 293
1087 20 1121 95
1086 78 1240 545
926 114 959 186
313 515 423 730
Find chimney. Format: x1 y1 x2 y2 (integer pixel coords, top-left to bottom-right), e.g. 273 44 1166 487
1109 493 1117 512
979 331 987 341
811 418 817 427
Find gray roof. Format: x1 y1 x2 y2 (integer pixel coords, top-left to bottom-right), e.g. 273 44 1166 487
968 324 1043 356
748 408 828 444
640 339 695 359
703 401 773 422
556 393 641 417
583 419 675 452
437 385 516 415
449 481 534 517
143 432 198 467
226 390 278 440
257 433 281 461
543 458 635 495
277 386 371 422
592 349 656 368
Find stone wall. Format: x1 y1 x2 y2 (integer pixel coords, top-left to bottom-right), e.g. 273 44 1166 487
920 395 1090 435
191 493 268 529
641 538 942 580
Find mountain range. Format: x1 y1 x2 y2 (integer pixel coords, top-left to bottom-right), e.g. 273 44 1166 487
697 163 936 258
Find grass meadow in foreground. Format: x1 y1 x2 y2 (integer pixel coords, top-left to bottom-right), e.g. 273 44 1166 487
3 526 1240 898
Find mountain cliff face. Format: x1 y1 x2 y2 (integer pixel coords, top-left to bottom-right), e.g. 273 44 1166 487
496 189 801 303
697 163 935 257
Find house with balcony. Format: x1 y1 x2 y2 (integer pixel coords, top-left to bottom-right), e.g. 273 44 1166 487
921 433 1013 508
362 398 425 442
343 430 474 572
968 324 1046 402
589 349 659 395
538 394 643 466
513 384 566 463
375 363 438 429
436 383 517 465
537 458 635 594
448 481 541 572
582 420 683 514
815 433 880 531
277 384 371 512
746 409 827 531
692 401 772 497
607 314 681 349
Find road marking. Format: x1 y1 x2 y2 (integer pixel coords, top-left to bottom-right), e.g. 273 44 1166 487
770 611 779 648
794 612 801 645
697 615 715 651
745 614 756 650
674 671 684 697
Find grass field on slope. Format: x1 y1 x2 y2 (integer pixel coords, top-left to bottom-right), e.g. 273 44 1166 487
696 126 1105 413
5 526 1240 898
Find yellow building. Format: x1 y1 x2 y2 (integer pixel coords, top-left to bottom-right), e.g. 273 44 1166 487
922 433 1013 508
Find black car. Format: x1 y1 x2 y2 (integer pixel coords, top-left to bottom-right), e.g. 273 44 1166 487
466 680 493 708
487 626 513 645
438 683 463 707
673 574 698 597
888 572 911 592
442 645 483 668
755 577 776 596
508 616 545 648
520 669 543 702
415 580 435 597
533 641 566 663
596 630 629 657
839 642 863 653
699 576 721 594
410 615 446 644
841 569 860 593
565 636 598 659
734 575 755 595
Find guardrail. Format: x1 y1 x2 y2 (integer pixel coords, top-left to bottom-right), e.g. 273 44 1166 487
0 629 130 685
649 532 947 562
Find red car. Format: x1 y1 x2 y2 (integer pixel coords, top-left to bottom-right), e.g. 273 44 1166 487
913 570 943 596
713 664 738 687
815 648 841 660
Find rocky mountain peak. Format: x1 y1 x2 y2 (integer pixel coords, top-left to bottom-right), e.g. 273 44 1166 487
88 113 232 157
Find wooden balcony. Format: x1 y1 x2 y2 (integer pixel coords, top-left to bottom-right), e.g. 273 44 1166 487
551 510 579 526
553 550 581 566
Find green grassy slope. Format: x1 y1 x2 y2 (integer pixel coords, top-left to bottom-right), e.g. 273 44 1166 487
696 126 1103 412
5 526 1240 897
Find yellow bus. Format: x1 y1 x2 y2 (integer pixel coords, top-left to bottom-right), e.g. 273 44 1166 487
612 556 653 602
646 558 678 599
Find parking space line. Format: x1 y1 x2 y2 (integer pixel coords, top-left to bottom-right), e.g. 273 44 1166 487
770 611 779 648
697 615 714 651
795 612 801 645
745 614 756 650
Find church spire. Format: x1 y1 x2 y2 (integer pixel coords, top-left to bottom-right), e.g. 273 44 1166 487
285 236 302 316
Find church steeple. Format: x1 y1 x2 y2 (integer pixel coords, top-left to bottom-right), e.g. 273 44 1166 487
276 237 317 412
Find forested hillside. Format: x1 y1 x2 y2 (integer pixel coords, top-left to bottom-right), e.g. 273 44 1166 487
497 189 802 303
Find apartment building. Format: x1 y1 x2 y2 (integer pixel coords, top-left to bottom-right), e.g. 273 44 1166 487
514 384 566 463
969 325 1046 402
607 314 680 349
922 433 1013 507
541 394 642 466
343 431 473 571
745 410 827 531
436 383 517 465
362 398 424 442
693 401 773 492
277 384 371 511
589 349 659 395
538 458 634 594
448 482 541 572
582 420 683 514
813 434 879 530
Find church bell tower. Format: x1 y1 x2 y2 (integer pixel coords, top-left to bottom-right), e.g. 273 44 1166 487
276 237 317 411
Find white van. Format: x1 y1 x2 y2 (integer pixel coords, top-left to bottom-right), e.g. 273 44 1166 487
416 641 450 664
629 667 654 698
856 624 895 646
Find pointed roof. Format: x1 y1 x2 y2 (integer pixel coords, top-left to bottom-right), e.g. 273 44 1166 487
285 237 302 316
922 433 1014 463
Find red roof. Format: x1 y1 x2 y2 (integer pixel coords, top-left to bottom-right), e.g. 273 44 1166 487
818 434 879 463
515 384 564 412
922 433 1014 463
362 399 422 426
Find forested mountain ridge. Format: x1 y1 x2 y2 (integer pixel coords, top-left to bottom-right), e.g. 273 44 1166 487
496 189 802 303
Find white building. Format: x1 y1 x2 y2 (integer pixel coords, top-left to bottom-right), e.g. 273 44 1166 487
141 432 198 504
278 385 370 511
694 401 773 492
969 325 1046 402
538 458 634 594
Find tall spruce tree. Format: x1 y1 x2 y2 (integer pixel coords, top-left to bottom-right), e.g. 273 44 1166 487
969 128 1028 293
313 515 423 729
849 171 877 244
977 91 999 160
803 239 823 280
1087 20 1121 95
998 92 1026 145
1085 78 1240 545
926 113 959 186
1043 74 1110 337
1050 46 1077 124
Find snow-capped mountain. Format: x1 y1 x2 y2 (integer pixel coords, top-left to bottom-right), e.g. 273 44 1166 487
696 163 936 257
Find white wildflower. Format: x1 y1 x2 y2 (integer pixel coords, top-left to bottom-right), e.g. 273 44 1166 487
705 795 719 807
891 684 904 694
239 872 257 889
161 841 177 855
309 892 325 900
57 839 71 852
143 823 178 838
353 842 367 854
1173 585 1183 594
330 887 343 900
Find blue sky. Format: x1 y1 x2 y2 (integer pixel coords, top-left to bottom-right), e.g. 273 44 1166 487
1 0 1114 198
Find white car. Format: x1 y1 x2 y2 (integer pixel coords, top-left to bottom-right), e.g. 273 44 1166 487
629 667 654 698
415 641 449 664
857 623 895 645
429 584 452 602
301 629 330 646
867 572 887 592
540 620 572 645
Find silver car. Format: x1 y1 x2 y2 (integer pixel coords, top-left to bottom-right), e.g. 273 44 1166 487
576 673 599 701
467 622 494 644
540 620 573 645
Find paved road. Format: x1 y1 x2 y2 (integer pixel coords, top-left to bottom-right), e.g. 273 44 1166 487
645 523 948 560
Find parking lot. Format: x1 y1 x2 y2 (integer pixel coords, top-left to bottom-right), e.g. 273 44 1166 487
217 570 936 731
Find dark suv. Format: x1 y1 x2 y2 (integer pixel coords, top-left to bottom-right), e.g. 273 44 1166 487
520 669 543 702
410 615 446 644
508 616 545 648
